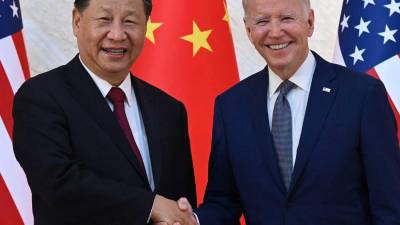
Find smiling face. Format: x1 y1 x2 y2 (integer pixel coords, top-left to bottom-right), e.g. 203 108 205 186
72 0 147 85
244 0 314 79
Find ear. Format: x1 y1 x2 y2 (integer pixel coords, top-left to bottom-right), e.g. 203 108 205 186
72 8 81 37
307 9 315 37
244 18 255 44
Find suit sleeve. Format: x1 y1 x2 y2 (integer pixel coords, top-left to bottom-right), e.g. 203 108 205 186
195 97 242 225
360 79 400 225
13 81 155 225
179 101 197 207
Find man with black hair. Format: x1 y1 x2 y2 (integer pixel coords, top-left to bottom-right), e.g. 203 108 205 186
13 0 197 224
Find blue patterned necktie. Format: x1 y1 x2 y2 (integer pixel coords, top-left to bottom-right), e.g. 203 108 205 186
272 80 296 190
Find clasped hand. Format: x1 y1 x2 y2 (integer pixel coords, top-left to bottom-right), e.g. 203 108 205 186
151 195 197 225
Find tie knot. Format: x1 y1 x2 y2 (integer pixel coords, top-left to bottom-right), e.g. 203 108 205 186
279 80 295 96
107 87 126 104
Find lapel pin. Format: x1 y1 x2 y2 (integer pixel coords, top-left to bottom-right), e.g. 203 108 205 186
322 87 331 93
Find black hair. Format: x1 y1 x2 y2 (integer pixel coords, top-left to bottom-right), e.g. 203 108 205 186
74 0 152 18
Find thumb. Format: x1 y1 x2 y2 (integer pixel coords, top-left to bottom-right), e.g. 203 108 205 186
177 197 192 212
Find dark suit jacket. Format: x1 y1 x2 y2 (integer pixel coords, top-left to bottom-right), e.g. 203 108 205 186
196 53 400 225
12 55 196 225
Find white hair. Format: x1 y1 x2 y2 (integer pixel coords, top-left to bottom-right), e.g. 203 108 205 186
243 0 311 19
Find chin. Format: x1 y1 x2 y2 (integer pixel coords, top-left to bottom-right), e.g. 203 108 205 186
266 59 289 68
103 62 130 71
108 68 130 75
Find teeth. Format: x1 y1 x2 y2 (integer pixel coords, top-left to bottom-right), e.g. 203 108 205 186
106 49 125 54
269 43 289 50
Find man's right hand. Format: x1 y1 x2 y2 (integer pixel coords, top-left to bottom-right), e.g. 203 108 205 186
151 195 197 225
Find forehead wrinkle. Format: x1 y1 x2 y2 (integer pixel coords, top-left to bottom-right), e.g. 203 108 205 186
243 0 311 17
249 7 297 19
93 5 111 14
93 5 141 18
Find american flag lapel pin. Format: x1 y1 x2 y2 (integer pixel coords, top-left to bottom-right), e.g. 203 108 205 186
322 87 332 93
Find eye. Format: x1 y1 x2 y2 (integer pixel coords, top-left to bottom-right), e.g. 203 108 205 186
256 20 269 26
98 17 111 23
282 16 294 22
124 19 136 24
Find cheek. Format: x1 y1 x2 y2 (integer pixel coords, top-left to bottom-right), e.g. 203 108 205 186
87 26 108 41
127 27 145 39
250 29 267 44
131 34 146 46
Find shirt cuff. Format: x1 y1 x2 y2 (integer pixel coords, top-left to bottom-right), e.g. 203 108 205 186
193 212 200 225
147 199 154 223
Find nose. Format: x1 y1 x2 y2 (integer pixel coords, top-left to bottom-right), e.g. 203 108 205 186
269 20 283 38
107 22 127 41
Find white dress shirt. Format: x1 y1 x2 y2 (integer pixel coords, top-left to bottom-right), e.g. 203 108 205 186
79 57 155 191
267 51 316 167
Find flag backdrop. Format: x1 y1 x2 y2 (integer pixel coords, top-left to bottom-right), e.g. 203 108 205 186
0 0 32 225
4 0 399 224
132 0 240 201
334 0 400 141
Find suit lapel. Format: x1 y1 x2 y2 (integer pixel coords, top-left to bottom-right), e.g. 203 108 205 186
250 69 287 193
288 53 338 195
131 77 163 190
63 55 150 187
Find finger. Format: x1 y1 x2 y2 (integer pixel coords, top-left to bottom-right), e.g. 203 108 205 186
177 197 191 211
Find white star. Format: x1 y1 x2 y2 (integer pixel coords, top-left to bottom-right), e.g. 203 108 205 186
10 0 19 18
378 25 398 44
346 0 349 4
384 0 400 16
362 0 375 8
340 14 350 32
350 46 366 65
355 18 371 37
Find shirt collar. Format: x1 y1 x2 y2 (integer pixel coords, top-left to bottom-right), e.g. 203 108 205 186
268 50 316 98
79 56 133 106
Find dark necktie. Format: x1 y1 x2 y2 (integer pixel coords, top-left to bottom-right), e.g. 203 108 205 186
107 87 146 174
272 80 296 190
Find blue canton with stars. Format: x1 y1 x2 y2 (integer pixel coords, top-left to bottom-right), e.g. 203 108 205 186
338 0 400 72
0 0 22 40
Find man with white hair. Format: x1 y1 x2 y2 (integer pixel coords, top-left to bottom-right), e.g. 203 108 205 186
175 0 400 224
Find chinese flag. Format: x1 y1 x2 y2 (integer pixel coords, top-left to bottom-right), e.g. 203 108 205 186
132 0 240 203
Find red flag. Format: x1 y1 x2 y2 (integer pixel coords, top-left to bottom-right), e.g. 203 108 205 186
132 0 240 202
0 0 32 224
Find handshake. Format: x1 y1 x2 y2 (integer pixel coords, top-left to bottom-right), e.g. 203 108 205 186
151 194 198 225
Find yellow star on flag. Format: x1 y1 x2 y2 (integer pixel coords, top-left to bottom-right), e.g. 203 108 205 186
146 17 163 44
223 1 230 23
181 21 213 56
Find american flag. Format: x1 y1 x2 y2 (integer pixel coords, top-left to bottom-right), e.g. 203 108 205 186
334 0 400 141
0 0 32 224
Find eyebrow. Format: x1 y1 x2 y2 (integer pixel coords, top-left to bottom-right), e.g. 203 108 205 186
251 15 270 21
281 11 297 17
96 6 111 14
251 10 297 20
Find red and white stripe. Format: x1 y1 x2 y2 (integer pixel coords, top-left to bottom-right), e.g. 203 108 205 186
375 55 400 114
0 32 32 225
334 40 400 141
